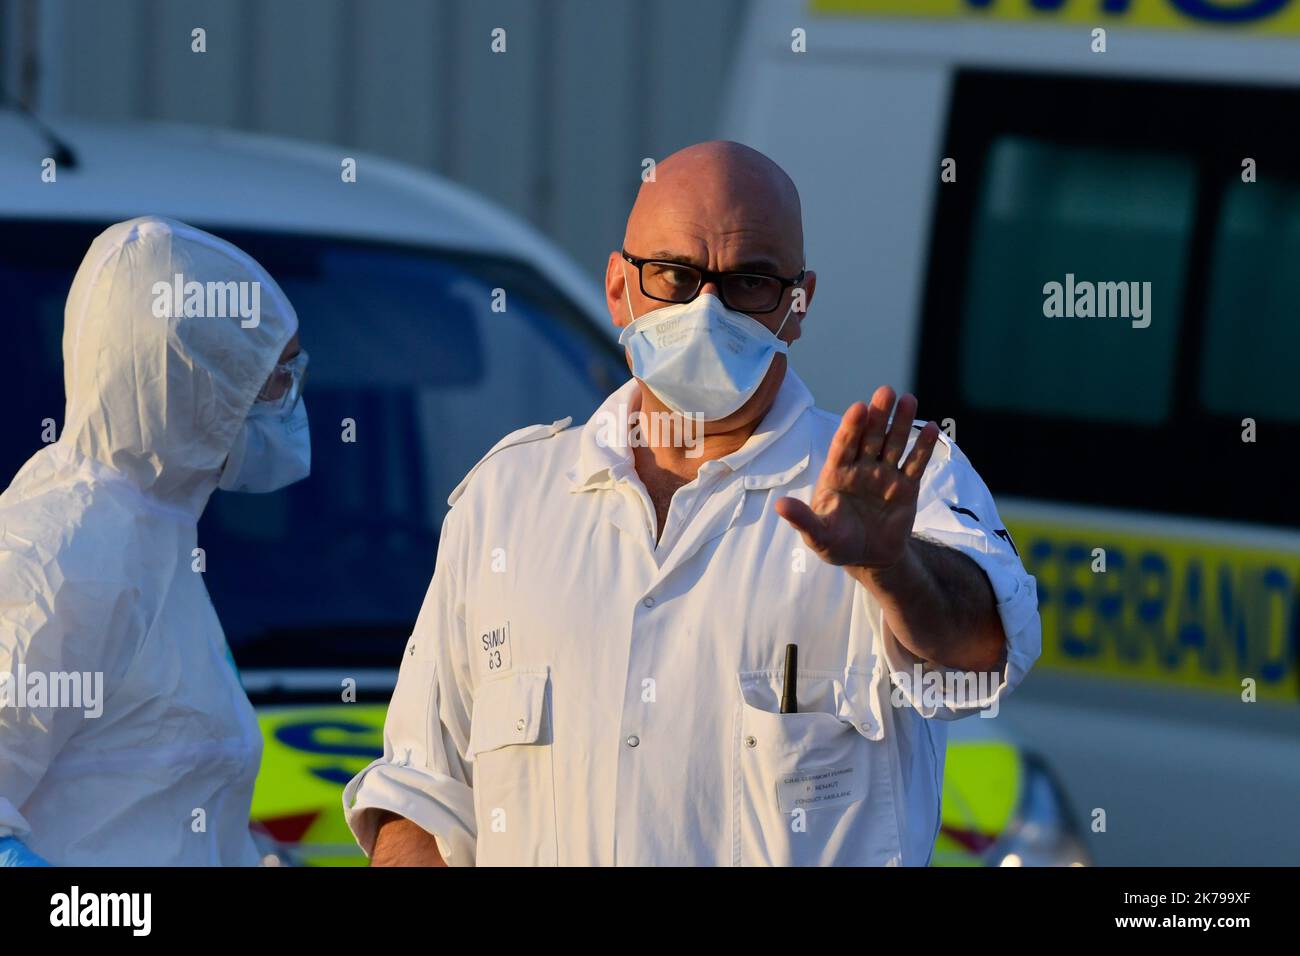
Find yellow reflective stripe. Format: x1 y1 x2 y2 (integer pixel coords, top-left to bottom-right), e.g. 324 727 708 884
811 0 1300 35
941 740 1021 835
251 705 387 821
1010 517 1299 700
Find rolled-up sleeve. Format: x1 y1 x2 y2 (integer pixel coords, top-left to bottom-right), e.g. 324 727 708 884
878 431 1042 720
343 510 478 865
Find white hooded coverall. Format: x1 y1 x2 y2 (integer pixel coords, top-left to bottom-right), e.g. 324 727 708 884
0 217 297 865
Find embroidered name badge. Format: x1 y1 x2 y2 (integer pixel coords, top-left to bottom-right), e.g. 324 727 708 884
776 764 860 813
480 621 512 675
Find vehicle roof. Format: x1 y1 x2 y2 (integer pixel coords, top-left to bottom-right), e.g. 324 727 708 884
0 110 611 334
741 0 1300 86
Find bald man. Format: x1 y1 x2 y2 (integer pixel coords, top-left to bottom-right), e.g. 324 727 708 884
344 141 1042 867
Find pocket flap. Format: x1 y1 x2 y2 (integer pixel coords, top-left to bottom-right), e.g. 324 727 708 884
467 669 549 760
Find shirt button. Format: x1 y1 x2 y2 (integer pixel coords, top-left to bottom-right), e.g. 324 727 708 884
642 596 655 608
626 735 640 748
516 719 526 732
744 735 757 749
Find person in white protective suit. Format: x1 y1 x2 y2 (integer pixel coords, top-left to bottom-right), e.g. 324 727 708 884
0 217 310 866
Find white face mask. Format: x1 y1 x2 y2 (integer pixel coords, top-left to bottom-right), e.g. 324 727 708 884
618 284 794 421
218 399 311 494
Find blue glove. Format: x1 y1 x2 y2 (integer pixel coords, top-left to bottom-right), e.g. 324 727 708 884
0 836 51 866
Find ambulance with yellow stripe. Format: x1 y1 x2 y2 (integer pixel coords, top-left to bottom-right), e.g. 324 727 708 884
724 0 1300 864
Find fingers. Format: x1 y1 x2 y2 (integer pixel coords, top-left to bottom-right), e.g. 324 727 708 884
901 420 940 479
881 392 918 466
858 386 918 468
847 386 933 477
827 402 870 472
858 386 895 460
774 496 827 550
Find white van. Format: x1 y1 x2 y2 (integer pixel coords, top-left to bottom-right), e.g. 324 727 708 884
0 108 630 659
724 0 1300 864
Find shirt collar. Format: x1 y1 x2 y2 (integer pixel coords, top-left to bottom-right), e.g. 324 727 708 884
566 370 816 493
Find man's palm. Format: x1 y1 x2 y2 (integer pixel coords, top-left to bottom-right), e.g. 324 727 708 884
776 387 940 570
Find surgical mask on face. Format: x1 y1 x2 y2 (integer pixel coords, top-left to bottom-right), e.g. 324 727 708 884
618 280 795 421
218 399 311 494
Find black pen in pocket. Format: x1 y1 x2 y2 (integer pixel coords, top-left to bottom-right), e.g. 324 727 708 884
780 643 798 714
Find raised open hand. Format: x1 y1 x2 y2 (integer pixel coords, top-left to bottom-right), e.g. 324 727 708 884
775 386 941 572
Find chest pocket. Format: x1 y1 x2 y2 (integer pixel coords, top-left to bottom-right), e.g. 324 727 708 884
466 668 557 866
733 663 900 866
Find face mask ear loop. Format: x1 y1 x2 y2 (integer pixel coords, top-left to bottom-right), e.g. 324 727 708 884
773 301 796 342
621 263 637 325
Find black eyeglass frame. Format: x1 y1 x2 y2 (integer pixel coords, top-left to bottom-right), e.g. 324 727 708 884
621 249 806 315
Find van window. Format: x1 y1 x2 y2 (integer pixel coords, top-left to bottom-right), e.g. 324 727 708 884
1201 178 1300 423
961 136 1195 425
917 70 1300 529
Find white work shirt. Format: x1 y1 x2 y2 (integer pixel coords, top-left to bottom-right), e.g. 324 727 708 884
343 371 1041 866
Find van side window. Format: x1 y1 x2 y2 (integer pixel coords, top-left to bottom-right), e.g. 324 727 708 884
961 136 1195 425
1201 178 1300 423
918 70 1300 528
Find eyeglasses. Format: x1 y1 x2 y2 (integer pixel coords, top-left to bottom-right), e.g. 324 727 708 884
256 348 309 413
621 250 804 315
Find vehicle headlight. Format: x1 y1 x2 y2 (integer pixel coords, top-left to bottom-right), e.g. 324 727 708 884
987 754 1090 867
250 821 303 867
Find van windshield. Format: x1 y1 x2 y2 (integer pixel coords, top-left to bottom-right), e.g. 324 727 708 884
0 222 626 671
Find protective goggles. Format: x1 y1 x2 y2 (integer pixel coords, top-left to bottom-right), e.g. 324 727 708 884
255 348 309 413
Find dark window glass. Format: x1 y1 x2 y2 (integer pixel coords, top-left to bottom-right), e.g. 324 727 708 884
960 137 1195 425
917 71 1300 529
0 221 624 672
1201 179 1300 423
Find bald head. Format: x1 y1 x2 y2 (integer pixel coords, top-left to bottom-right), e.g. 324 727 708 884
605 141 816 435
623 141 804 276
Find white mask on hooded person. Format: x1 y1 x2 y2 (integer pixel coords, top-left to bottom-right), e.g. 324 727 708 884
218 399 311 494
